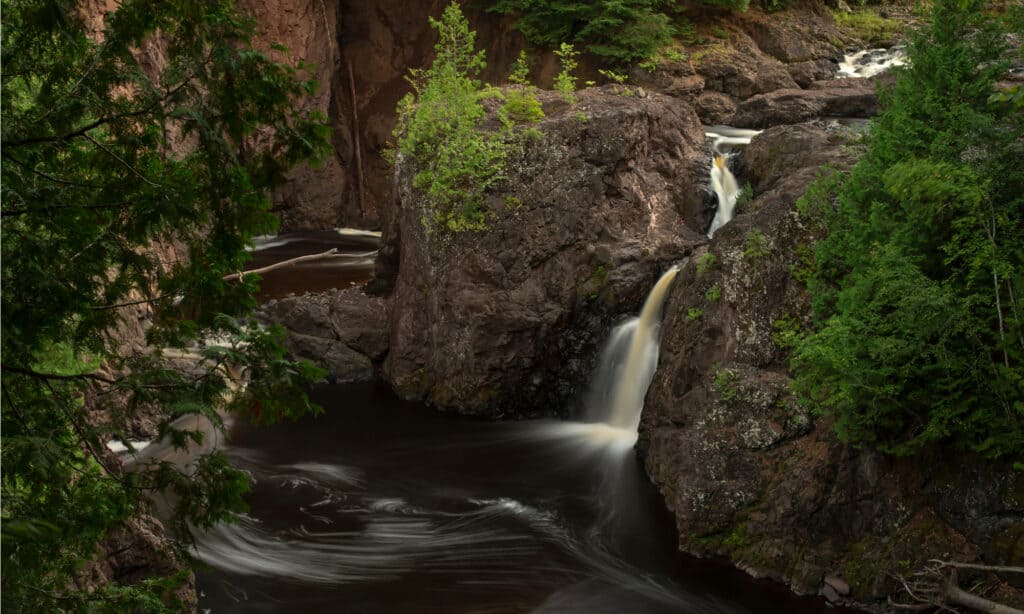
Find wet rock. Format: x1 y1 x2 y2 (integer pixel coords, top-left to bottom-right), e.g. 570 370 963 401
787 59 838 88
384 89 706 417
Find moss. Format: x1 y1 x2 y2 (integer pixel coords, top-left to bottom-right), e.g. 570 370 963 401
705 284 722 302
577 264 609 301
833 10 904 46
713 367 741 402
687 307 704 321
743 229 770 260
696 252 718 274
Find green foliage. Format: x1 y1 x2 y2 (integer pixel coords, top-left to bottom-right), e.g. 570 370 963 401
687 307 704 321
743 229 770 259
696 252 718 274
832 9 903 45
598 68 628 84
395 3 508 232
793 0 1024 461
712 26 730 39
500 51 545 127
554 43 579 103
705 284 722 302
699 0 749 11
1 0 329 608
487 0 674 65
734 182 754 212
713 367 741 401
761 0 788 12
574 110 589 123
771 316 801 350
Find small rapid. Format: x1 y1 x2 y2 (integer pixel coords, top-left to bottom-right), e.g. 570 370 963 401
837 46 906 78
703 126 760 238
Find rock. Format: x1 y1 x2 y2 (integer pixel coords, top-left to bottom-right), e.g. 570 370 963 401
637 121 1024 606
238 0 350 229
383 88 707 416
728 86 878 128
787 59 838 88
695 91 738 125
821 584 841 603
75 515 196 611
258 287 389 382
824 574 851 596
696 47 799 100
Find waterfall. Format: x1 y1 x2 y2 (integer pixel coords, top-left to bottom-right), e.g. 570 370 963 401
587 267 680 434
837 46 906 79
706 155 740 239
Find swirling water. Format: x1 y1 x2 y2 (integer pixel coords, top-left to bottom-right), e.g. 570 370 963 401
194 384 841 613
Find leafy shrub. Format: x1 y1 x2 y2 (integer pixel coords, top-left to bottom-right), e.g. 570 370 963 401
743 229 770 259
395 3 508 232
487 0 674 65
554 43 579 102
793 0 1023 461
696 252 718 274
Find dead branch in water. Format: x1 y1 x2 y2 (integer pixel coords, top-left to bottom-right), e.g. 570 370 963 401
223 248 339 281
889 560 1024 614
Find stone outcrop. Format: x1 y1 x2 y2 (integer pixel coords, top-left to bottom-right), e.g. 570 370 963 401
380 88 708 417
241 0 351 230
259 287 389 383
637 122 1024 608
728 85 878 128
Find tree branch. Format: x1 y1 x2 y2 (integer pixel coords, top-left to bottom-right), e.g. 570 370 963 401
222 248 338 281
2 110 151 148
1 364 118 385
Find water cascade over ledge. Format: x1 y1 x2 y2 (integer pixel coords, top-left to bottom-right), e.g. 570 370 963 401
706 155 741 239
587 266 680 437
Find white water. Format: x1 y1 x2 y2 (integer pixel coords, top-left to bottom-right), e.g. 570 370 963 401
837 46 906 78
706 155 741 239
704 126 761 153
587 267 680 434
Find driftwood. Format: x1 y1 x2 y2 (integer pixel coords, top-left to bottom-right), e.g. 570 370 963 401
889 559 1024 614
222 248 339 281
346 59 367 219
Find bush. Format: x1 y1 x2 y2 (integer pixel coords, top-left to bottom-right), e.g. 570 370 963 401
793 0 1023 461
487 0 675 65
395 3 508 232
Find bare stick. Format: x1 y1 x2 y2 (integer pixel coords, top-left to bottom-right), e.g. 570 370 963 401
346 59 367 219
930 560 1024 575
223 248 338 281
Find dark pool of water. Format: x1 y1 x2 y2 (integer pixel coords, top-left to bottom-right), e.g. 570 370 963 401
194 383 848 614
247 230 379 301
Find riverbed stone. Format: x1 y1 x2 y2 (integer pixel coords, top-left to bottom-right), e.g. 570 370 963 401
382 88 706 417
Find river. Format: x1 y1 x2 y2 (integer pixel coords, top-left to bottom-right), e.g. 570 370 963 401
193 232 847 613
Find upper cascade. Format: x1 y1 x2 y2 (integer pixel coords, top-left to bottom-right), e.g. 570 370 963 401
706 155 741 239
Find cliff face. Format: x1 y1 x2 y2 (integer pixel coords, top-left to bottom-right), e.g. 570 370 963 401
638 122 1024 608
382 88 707 417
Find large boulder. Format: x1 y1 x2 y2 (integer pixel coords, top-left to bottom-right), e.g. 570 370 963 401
728 85 878 128
259 287 389 383
382 88 708 417
638 122 1024 607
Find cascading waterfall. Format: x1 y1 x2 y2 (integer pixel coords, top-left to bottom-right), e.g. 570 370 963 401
837 46 906 78
587 266 680 436
706 155 740 239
